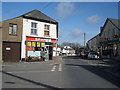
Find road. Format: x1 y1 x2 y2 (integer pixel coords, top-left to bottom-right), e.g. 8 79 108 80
1 56 120 89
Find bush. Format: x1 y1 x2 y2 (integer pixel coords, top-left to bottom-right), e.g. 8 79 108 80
26 56 41 62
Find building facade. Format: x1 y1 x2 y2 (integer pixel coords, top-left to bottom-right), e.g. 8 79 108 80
87 18 120 60
2 9 58 62
62 46 75 55
99 18 120 59
87 34 100 52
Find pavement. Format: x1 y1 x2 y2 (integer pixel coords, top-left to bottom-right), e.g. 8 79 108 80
1 56 120 88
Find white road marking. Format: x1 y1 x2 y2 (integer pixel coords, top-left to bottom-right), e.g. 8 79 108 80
51 65 56 72
58 64 62 71
7 70 51 73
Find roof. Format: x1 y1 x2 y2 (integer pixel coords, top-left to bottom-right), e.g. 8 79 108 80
108 18 120 28
22 9 58 24
100 18 120 36
87 34 100 43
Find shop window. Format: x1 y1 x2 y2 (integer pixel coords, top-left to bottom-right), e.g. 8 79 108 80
44 24 50 36
31 22 37 35
9 24 17 35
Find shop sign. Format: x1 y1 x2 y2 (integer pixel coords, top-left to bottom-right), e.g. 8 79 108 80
41 42 45 47
27 42 31 47
26 37 46 42
32 42 36 47
26 36 57 43
6 47 11 51
37 42 41 47
51 39 57 43
27 47 35 51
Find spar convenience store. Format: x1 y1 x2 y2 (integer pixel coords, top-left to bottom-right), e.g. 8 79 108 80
26 36 57 60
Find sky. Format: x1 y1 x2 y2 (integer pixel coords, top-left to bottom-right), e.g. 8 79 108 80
1 2 119 46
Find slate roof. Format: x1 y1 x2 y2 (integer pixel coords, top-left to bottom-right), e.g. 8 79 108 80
22 9 58 24
99 18 120 36
108 18 120 29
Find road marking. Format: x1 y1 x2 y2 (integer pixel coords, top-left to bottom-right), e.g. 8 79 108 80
6 70 51 73
58 64 62 71
51 65 56 72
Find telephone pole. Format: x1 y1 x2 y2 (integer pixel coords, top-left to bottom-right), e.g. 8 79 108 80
84 32 86 48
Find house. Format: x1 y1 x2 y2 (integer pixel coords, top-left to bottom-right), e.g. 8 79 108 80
87 18 120 60
1 9 58 62
53 47 62 56
99 18 120 60
62 46 75 55
87 34 100 52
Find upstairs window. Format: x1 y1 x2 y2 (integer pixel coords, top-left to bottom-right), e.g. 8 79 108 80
9 24 17 35
44 24 50 36
31 22 37 35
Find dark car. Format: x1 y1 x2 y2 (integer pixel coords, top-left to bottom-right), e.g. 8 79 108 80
80 51 89 58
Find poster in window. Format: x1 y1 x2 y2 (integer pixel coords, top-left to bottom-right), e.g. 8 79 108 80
41 42 45 47
37 42 40 47
27 42 31 47
32 42 36 47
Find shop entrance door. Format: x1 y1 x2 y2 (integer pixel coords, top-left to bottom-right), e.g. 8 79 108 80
49 46 53 60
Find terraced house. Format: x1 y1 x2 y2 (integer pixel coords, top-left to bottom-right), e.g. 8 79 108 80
87 18 120 60
1 9 58 62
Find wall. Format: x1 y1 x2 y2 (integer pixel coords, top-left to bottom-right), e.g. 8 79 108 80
2 17 23 42
21 18 57 59
87 35 100 51
0 23 2 62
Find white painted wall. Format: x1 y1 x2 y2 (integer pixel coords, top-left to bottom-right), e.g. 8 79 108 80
21 18 57 59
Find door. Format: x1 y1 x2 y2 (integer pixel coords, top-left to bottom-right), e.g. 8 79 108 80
49 46 53 60
3 42 21 62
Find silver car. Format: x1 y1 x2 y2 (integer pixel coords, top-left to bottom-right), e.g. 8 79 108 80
88 52 99 59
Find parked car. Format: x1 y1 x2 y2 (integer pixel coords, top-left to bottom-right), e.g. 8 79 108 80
88 52 99 59
80 51 89 58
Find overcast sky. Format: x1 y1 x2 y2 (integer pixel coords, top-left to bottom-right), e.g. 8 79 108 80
1 2 119 46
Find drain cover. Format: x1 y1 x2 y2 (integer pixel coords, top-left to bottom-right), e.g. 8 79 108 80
5 81 15 84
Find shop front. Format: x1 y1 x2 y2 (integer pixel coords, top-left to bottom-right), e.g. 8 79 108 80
100 38 120 59
26 36 57 61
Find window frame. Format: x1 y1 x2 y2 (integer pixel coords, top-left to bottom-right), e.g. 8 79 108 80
44 24 50 36
31 22 37 35
9 23 17 35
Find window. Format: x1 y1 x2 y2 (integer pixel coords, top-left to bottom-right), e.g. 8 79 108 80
44 24 50 36
31 22 37 35
9 24 17 35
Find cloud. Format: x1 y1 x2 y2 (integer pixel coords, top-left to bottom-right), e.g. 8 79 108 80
69 29 84 39
86 15 101 24
56 2 75 18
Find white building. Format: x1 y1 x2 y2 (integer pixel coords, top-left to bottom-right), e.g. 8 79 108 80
62 46 75 55
2 9 58 61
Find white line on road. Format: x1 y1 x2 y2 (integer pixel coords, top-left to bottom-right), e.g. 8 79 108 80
51 65 56 72
58 64 62 71
7 70 51 73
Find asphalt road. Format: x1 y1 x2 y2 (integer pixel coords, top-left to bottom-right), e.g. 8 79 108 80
1 56 120 89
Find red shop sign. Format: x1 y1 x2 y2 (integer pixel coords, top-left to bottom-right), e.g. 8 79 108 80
26 37 57 43
27 47 35 51
26 37 46 42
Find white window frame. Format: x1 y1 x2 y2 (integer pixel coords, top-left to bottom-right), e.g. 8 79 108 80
9 24 17 35
31 22 37 35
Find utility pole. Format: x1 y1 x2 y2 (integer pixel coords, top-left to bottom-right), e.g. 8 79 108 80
84 32 86 48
